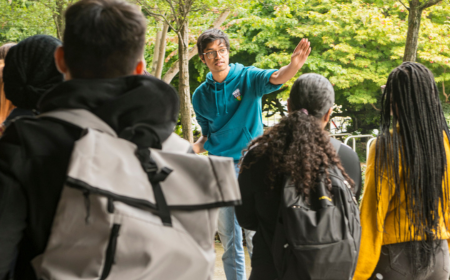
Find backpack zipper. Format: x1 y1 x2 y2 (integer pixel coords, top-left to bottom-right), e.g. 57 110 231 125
66 177 157 212
328 174 358 205
83 190 91 224
100 224 121 280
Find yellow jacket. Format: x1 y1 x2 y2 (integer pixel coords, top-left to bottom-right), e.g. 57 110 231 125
353 135 450 280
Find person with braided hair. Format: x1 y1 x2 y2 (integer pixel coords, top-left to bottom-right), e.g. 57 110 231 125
236 73 361 280
354 62 450 280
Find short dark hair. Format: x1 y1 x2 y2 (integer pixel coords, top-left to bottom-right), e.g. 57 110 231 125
63 0 146 79
196 28 230 58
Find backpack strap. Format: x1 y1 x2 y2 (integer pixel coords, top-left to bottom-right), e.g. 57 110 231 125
39 109 117 137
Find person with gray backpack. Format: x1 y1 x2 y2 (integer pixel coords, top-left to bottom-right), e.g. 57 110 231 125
236 74 361 280
0 0 240 279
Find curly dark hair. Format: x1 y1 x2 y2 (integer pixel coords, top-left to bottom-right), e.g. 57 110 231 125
241 110 354 198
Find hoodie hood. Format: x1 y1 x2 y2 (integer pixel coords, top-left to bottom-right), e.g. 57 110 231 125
38 75 179 149
205 63 245 116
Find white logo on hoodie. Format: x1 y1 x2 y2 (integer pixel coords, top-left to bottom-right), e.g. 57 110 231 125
232 89 241 101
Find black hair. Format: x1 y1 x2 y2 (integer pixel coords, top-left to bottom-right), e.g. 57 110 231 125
375 62 450 276
63 0 147 79
290 73 335 118
196 28 230 58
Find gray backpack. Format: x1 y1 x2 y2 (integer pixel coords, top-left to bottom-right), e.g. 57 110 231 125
31 109 241 280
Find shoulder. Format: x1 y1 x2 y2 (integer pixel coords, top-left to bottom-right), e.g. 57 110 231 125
192 84 207 107
330 138 360 171
192 82 208 101
3 116 82 157
337 142 360 165
241 146 269 173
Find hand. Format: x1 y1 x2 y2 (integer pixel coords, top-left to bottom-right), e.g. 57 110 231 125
290 38 311 70
193 136 208 154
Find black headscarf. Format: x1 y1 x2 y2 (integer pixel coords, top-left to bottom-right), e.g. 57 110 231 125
3 35 64 110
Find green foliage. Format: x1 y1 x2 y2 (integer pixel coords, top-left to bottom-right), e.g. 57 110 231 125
2 0 450 136
441 102 450 125
221 0 450 132
0 0 56 44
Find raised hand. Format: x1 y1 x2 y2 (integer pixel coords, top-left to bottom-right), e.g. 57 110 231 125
290 38 311 70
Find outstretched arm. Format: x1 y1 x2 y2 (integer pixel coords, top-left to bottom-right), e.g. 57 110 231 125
269 38 311 85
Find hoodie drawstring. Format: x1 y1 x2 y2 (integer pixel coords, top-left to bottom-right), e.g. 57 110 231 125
224 82 228 114
214 81 229 116
215 83 219 116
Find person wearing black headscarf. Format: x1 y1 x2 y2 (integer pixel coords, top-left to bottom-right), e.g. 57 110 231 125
2 34 63 125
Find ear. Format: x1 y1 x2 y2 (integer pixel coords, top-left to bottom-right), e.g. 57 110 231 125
54 46 71 80
133 59 145 75
287 98 292 113
323 107 333 123
200 54 206 64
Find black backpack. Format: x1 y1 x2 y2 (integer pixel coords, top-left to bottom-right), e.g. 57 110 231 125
272 142 361 280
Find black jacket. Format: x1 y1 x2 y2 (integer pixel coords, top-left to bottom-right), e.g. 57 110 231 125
0 75 179 280
235 139 361 278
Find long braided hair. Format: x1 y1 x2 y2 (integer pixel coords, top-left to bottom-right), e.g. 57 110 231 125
241 74 354 198
375 62 450 276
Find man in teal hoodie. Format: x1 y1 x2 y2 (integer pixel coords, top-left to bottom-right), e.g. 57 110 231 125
192 28 310 280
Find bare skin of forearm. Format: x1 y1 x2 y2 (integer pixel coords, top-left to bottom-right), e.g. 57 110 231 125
269 38 311 85
269 63 301 85
193 136 207 154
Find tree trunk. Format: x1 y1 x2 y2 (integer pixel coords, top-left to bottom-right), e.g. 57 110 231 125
155 22 169 79
444 68 448 103
150 21 162 76
178 20 193 143
403 2 422 62
162 9 231 83
53 0 65 40
150 21 168 79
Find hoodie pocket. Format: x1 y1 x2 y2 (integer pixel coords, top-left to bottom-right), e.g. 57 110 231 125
205 127 252 157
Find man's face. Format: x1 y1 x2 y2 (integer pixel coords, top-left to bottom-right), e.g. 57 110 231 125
200 39 229 73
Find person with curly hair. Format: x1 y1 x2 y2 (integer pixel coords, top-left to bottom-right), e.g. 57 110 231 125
236 73 361 280
354 62 450 280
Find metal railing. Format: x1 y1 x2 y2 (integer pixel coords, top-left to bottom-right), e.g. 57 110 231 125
343 135 377 161
330 133 352 139
366 137 377 162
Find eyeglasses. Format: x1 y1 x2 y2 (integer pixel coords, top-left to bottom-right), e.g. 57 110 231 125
203 48 228 59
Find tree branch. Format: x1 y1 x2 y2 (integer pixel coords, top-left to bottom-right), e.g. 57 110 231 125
371 103 381 111
420 0 442 9
399 0 410 10
136 0 178 32
443 67 448 103
163 0 180 24
162 9 231 83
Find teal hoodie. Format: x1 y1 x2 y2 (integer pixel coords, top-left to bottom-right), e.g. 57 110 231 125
192 63 282 161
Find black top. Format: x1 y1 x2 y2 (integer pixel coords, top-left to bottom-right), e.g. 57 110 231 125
0 75 179 280
236 139 361 274
3 108 34 126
